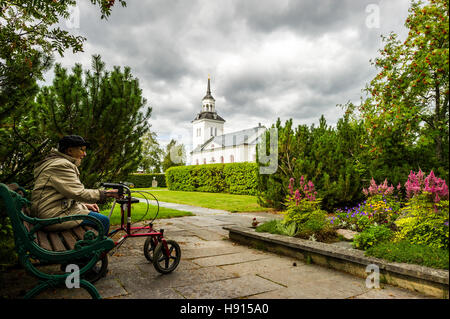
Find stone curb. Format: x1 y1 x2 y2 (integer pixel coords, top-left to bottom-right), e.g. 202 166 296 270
223 226 449 299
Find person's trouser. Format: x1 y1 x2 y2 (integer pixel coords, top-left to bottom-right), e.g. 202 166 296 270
80 211 110 235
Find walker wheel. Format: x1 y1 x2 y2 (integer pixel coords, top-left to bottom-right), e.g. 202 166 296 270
152 240 181 274
143 236 158 262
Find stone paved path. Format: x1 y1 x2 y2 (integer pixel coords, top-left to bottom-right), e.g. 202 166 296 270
0 201 433 299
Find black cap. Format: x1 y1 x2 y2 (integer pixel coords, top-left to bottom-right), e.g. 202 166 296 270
58 135 90 152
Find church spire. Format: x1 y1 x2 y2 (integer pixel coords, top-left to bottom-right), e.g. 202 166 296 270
203 75 215 101
207 74 211 96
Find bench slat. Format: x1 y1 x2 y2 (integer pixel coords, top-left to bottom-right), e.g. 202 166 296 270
36 231 53 251
60 230 78 250
48 232 66 251
71 226 87 240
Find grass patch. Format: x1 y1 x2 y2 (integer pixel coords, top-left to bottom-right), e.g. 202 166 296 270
365 240 449 270
131 188 272 213
255 220 280 234
100 202 193 226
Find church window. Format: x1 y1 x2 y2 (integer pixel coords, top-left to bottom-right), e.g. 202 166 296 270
210 127 213 136
215 128 217 136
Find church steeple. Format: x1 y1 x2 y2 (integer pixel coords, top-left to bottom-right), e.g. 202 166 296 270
192 75 225 149
192 75 225 122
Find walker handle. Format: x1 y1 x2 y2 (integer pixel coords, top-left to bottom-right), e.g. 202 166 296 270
100 182 130 196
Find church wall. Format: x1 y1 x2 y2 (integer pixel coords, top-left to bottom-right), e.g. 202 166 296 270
192 119 224 149
191 144 257 165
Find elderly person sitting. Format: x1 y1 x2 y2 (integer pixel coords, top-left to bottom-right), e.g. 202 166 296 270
30 135 120 233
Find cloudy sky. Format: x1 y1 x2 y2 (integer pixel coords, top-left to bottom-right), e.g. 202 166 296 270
44 0 412 152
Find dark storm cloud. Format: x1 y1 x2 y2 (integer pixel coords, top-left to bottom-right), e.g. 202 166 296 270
236 0 372 35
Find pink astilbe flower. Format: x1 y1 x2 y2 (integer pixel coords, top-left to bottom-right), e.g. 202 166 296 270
294 189 302 205
288 178 295 196
405 169 426 199
363 178 394 197
287 176 316 205
404 170 449 202
299 176 305 187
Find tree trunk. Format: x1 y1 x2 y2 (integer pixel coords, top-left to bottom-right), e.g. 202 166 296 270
434 74 442 162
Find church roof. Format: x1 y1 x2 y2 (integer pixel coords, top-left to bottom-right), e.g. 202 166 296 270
192 112 225 122
191 125 266 153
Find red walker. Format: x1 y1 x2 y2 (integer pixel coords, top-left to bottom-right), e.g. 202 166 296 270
87 183 181 282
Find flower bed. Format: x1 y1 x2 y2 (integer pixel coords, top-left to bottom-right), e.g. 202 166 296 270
256 170 449 269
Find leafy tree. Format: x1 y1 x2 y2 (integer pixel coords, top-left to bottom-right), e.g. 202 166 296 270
162 139 186 172
0 0 126 184
31 55 151 187
0 0 126 121
140 131 163 173
359 0 449 180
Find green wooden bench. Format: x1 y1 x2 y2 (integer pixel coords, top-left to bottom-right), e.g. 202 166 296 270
0 183 115 299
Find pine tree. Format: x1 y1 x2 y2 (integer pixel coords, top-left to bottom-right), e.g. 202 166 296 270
32 55 152 187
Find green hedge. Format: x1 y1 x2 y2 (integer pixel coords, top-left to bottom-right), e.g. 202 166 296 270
166 163 258 195
122 173 167 188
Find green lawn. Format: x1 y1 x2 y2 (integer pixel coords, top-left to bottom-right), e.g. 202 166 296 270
100 202 194 226
129 188 273 213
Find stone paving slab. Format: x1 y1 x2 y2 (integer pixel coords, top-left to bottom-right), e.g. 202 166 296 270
188 228 227 241
175 274 284 299
192 250 272 267
350 286 433 299
182 245 248 259
250 281 365 299
219 255 302 276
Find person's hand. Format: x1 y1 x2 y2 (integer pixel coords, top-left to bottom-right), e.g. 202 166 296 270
85 203 100 212
105 189 122 199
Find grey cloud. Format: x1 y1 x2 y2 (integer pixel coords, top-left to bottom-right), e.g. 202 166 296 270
235 0 375 36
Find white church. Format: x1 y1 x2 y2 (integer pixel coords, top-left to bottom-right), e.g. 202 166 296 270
190 77 266 165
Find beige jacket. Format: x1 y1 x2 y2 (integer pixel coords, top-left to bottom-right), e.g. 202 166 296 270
30 149 107 231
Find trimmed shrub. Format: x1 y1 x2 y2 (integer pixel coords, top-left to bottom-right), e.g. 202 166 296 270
166 163 258 195
224 163 258 195
122 173 167 188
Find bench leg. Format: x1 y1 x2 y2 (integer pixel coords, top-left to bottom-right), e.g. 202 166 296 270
23 279 102 299
24 281 53 299
80 279 102 299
